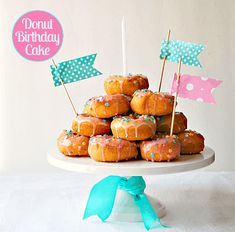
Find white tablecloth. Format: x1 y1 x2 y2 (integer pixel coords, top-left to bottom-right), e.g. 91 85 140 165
0 172 234 232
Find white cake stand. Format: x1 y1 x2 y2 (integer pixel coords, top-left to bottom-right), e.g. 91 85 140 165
47 146 215 222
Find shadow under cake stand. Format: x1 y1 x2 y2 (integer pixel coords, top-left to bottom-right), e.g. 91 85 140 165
47 146 215 222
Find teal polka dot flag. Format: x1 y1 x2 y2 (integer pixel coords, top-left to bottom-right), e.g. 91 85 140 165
50 54 102 86
160 40 206 67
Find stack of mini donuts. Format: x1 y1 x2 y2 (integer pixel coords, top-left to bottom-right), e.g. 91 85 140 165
57 74 205 162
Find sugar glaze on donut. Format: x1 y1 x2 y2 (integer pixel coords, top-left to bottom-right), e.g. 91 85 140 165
83 94 130 118
88 135 138 162
111 115 156 140
72 114 111 136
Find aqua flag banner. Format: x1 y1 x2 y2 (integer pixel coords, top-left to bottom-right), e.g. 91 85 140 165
50 54 102 86
83 176 168 230
160 40 206 67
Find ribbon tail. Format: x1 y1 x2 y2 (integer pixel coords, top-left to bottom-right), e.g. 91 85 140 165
83 176 121 222
85 53 103 76
135 194 169 230
89 67 103 76
190 44 206 68
196 58 202 68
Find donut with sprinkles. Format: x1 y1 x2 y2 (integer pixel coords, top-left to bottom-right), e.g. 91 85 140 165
131 89 174 116
104 74 149 96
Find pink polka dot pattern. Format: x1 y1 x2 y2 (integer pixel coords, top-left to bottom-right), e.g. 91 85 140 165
171 73 222 104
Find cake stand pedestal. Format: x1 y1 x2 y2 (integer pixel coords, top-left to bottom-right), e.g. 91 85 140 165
47 146 215 222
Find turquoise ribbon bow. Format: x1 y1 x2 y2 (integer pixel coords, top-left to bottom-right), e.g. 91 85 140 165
160 39 206 67
50 54 102 86
83 176 168 230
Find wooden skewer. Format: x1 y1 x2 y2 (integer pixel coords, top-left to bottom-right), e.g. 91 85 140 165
170 58 182 136
52 59 78 116
158 29 171 92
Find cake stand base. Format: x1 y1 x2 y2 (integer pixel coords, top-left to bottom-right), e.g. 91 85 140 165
47 147 215 224
108 189 166 222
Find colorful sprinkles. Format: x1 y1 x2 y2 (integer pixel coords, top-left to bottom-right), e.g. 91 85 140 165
156 116 165 123
120 117 130 122
141 89 148 93
134 89 140 94
134 81 139 86
143 115 155 123
67 130 73 135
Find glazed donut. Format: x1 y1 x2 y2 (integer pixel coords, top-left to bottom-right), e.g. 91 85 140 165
111 115 156 141
156 112 187 134
83 94 130 118
88 135 138 162
57 130 89 157
178 130 205 154
72 114 111 136
104 74 149 96
130 89 174 116
140 135 180 162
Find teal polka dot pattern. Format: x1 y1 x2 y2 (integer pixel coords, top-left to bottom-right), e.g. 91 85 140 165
160 40 206 68
50 54 102 87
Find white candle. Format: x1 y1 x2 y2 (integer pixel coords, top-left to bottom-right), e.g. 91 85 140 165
122 16 128 76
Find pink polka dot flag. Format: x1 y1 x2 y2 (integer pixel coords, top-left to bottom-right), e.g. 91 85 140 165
171 73 222 104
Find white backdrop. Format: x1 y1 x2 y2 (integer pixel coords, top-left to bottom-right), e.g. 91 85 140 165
0 0 234 174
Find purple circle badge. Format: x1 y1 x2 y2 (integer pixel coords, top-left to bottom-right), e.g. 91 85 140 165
13 10 63 61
